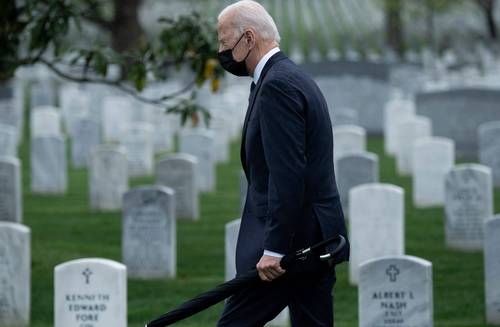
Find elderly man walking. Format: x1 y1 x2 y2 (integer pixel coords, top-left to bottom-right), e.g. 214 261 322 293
216 1 349 326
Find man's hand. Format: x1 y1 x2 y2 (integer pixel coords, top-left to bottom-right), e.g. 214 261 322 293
256 255 286 282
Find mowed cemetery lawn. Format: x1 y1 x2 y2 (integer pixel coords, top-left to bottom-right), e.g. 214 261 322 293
20 108 497 326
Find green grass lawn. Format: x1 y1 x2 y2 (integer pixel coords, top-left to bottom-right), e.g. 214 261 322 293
19 118 496 326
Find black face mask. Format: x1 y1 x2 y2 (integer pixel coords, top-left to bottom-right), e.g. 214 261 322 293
218 33 252 76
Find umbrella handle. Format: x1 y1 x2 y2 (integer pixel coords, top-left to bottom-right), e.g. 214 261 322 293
319 235 346 261
280 235 346 270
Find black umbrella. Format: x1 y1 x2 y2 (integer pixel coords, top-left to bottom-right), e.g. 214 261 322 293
146 235 346 327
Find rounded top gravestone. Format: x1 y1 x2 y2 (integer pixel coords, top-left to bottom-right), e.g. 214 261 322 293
54 258 127 327
349 183 405 285
444 164 493 251
359 255 433 327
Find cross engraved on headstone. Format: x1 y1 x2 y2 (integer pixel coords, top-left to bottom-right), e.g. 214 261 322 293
386 265 400 282
82 268 93 284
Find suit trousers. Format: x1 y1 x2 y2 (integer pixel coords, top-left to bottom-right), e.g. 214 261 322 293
217 269 336 327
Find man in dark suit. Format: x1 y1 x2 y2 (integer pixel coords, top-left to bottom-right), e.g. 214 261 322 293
216 1 349 326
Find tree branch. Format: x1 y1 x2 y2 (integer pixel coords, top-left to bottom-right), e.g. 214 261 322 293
38 57 196 107
78 0 114 31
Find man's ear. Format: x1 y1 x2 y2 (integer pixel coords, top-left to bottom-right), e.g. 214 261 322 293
244 29 256 49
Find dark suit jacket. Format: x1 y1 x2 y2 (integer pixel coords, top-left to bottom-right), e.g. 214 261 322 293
236 51 350 275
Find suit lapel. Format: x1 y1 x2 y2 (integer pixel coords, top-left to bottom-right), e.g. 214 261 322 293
240 51 288 175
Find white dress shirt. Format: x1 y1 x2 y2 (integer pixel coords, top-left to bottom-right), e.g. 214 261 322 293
253 47 280 84
252 47 284 259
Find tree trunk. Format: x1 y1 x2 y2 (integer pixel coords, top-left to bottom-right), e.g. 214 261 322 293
385 0 405 57
425 0 435 53
479 0 498 39
111 0 146 53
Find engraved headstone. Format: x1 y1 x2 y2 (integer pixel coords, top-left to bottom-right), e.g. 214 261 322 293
89 145 128 211
30 106 62 138
0 124 17 157
31 136 67 194
122 186 176 278
0 222 30 327
413 137 455 207
349 184 405 284
395 116 432 175
71 118 101 168
0 100 22 144
485 217 500 324
121 122 154 177
444 164 493 251
156 154 199 220
0 157 22 223
479 121 500 187
359 256 433 327
54 258 127 327
179 130 216 192
333 125 366 161
384 99 415 155
337 152 379 213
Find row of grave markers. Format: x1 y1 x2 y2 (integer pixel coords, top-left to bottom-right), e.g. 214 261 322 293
3 211 500 326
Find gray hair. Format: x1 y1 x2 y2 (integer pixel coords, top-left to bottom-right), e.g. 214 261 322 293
218 0 281 44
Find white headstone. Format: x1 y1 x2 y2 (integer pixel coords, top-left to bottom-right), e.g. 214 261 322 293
0 100 22 144
413 137 455 207
121 122 154 177
359 256 433 327
333 125 366 161
0 157 22 223
31 106 62 138
485 217 500 324
0 124 17 157
395 116 432 175
331 107 359 127
156 153 199 220
0 222 30 327
479 121 500 187
71 118 101 168
122 186 176 278
445 164 493 251
30 80 56 108
337 152 379 213
146 105 173 153
384 99 415 155
179 129 216 192
210 116 231 163
89 146 128 211
59 85 90 136
349 184 405 284
31 136 67 194
102 96 133 143
54 258 127 327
